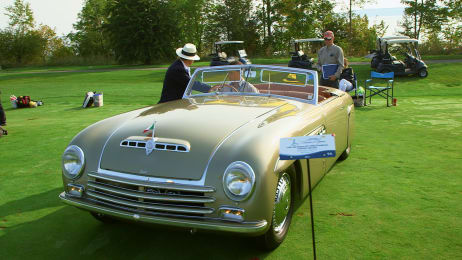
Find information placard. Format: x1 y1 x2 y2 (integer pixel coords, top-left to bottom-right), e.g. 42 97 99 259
280 135 336 160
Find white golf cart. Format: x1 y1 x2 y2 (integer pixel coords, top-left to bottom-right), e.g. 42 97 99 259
288 38 324 70
372 37 428 77
370 36 410 69
210 41 251 66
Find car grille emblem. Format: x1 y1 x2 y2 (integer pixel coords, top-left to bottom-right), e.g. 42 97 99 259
144 121 156 155
146 188 180 196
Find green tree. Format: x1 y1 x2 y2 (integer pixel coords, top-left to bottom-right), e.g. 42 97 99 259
321 12 379 56
255 0 284 54
5 0 34 34
2 0 45 65
69 0 112 57
400 0 450 39
105 0 179 64
0 30 15 66
171 0 208 54
36 25 74 63
270 0 334 54
346 0 376 36
201 0 259 55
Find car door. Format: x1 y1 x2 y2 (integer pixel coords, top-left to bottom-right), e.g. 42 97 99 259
322 94 349 170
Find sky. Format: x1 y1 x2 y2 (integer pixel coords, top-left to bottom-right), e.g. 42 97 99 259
335 0 406 35
0 0 407 36
0 0 83 36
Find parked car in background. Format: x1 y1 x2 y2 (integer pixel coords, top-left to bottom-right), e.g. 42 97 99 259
210 41 251 66
59 65 354 250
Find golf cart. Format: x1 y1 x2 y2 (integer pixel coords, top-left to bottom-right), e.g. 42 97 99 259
288 38 324 69
373 37 428 77
370 36 410 69
210 41 251 66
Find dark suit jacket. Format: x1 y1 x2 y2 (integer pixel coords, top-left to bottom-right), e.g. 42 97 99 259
158 59 190 103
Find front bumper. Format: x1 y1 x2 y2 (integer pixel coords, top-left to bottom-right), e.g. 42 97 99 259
59 192 268 234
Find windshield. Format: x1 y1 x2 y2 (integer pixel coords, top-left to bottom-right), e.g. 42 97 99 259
184 65 319 105
387 42 419 60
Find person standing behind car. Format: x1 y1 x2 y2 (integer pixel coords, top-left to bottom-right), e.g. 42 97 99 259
158 43 200 103
316 31 344 88
0 90 6 126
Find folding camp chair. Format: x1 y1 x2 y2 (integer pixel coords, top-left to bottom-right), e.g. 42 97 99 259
365 71 394 107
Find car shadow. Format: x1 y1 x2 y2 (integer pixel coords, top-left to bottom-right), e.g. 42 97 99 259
0 187 271 259
354 104 391 112
0 187 64 220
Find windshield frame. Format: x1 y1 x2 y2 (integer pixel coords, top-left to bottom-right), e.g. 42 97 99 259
182 65 319 105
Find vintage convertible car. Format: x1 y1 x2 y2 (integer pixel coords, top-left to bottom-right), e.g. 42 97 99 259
59 65 354 249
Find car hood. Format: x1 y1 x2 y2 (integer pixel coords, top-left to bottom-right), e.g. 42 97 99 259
99 96 288 180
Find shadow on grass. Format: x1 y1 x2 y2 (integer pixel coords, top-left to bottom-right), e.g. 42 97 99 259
0 188 270 259
0 187 63 219
65 106 97 111
354 104 392 112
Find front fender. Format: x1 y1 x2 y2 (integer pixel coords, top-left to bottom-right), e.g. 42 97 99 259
62 107 150 187
203 105 324 224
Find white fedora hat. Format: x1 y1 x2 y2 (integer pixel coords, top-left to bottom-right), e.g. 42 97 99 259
176 43 200 61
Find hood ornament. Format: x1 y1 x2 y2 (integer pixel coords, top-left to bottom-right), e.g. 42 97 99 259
144 121 156 155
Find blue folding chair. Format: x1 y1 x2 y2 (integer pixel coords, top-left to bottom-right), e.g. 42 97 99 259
365 71 394 107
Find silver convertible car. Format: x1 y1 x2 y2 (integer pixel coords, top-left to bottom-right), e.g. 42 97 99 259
59 65 355 249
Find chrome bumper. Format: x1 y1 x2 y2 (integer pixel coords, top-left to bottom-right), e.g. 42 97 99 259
59 192 268 234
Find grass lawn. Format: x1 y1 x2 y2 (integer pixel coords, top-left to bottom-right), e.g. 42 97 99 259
0 62 461 259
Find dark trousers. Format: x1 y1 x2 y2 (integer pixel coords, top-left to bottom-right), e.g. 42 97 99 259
320 78 339 88
0 101 6 125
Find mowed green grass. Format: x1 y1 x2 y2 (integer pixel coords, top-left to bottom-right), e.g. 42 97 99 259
0 63 461 259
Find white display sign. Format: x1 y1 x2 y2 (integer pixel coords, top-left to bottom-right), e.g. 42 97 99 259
280 135 336 160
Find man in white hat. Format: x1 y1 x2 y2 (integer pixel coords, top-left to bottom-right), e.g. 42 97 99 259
158 43 201 103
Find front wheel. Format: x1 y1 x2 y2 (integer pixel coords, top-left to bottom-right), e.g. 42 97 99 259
418 68 428 78
258 170 294 250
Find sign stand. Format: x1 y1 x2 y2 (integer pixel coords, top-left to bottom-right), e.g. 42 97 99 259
280 134 336 260
307 160 317 260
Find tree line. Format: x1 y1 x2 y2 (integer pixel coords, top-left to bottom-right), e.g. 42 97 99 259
0 0 460 67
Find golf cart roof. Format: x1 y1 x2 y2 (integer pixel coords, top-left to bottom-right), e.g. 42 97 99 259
384 39 419 44
215 41 244 45
379 36 410 41
294 38 324 43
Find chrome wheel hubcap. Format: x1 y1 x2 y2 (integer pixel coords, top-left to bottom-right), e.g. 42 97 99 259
272 172 291 234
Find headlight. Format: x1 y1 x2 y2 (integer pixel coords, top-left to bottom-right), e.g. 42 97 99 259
223 161 255 201
62 145 85 179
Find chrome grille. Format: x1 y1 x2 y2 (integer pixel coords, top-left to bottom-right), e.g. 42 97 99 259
120 140 189 152
87 173 215 217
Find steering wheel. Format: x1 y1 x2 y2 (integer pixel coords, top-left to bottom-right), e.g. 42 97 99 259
209 84 239 93
404 53 414 65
